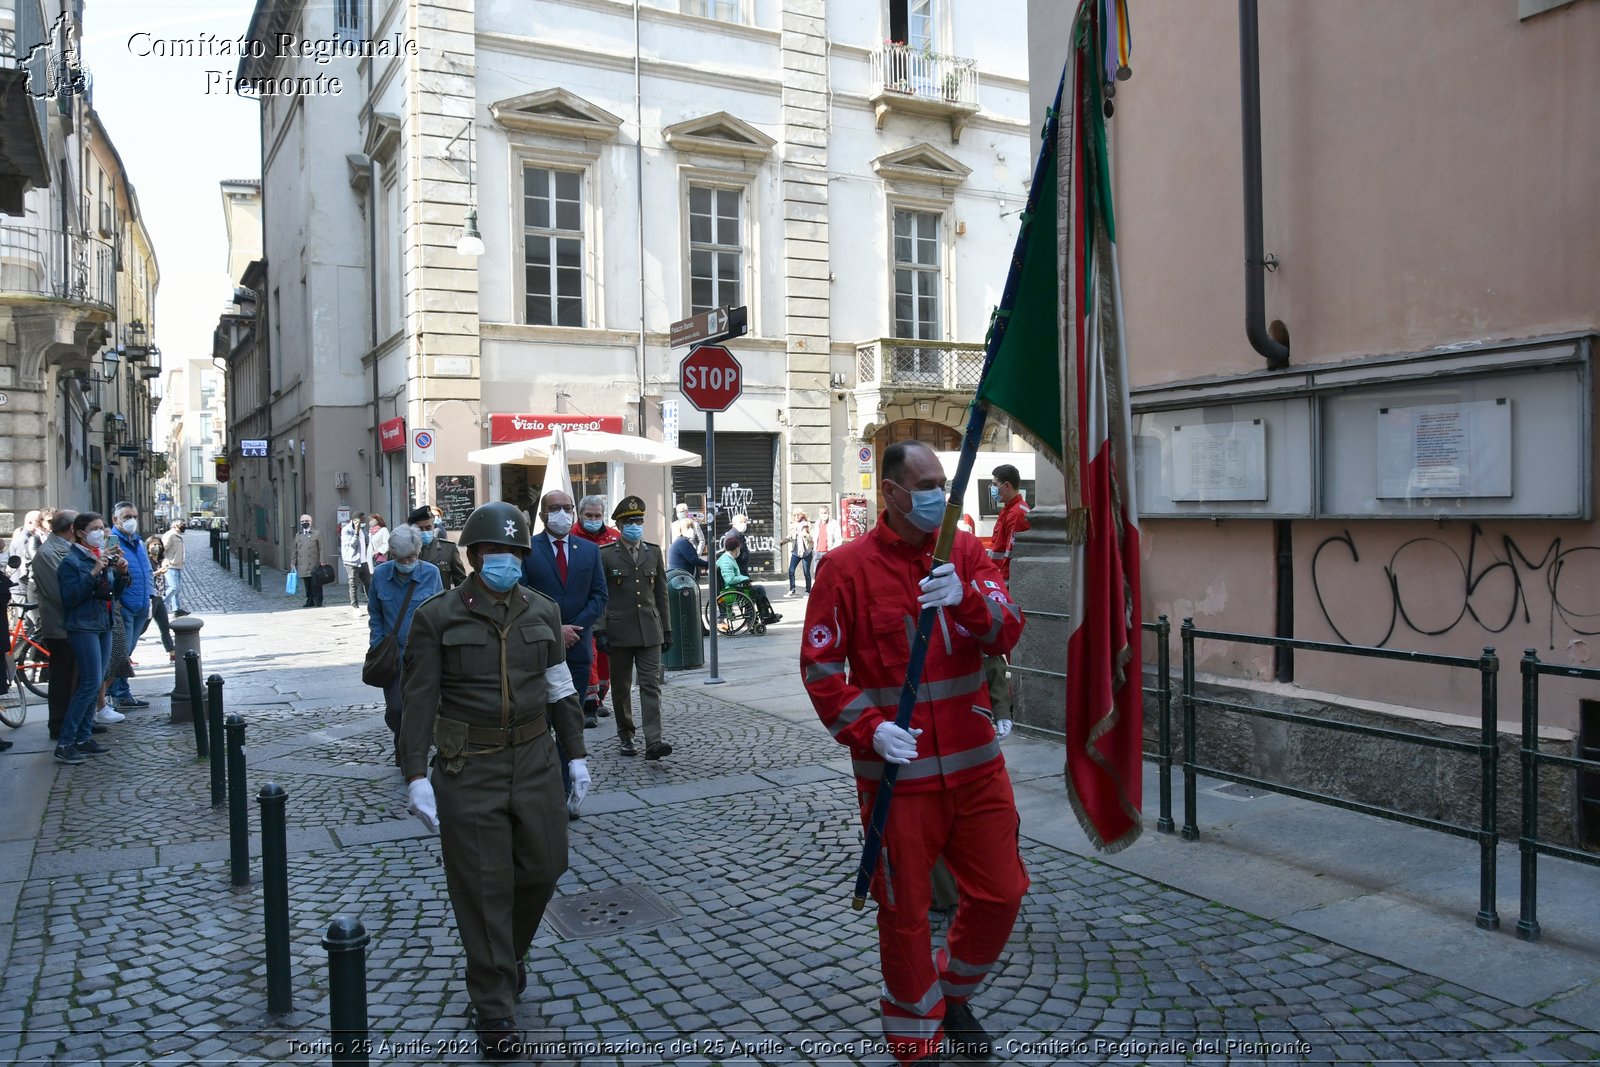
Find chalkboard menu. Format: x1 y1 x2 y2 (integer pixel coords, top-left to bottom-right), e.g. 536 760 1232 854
435 475 476 530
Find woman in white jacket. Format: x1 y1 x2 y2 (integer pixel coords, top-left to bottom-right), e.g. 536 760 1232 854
368 514 390 566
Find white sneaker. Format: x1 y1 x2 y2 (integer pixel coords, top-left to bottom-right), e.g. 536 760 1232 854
96 704 126 724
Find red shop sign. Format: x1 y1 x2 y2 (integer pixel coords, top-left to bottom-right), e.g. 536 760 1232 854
379 416 407 453
488 413 625 445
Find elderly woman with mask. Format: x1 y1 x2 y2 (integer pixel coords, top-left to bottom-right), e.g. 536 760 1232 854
368 524 443 751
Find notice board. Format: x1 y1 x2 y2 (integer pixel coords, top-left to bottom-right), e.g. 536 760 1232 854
435 475 476 530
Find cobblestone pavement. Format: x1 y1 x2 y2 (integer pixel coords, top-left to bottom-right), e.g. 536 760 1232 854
1 538 1596 1064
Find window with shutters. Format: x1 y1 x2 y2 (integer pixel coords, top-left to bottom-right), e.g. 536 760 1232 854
891 208 942 380
688 184 743 315
523 166 585 327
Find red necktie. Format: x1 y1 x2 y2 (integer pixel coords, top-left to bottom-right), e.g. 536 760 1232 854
555 538 568 582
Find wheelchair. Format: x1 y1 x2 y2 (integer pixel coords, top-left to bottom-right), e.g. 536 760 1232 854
705 585 766 637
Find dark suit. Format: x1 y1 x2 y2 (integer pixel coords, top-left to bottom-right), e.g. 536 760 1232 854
521 532 607 784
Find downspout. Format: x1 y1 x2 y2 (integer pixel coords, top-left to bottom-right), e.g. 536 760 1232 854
634 0 648 447
1239 0 1288 371
367 0 382 506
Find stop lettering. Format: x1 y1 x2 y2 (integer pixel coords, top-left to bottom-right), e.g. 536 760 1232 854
679 344 743 413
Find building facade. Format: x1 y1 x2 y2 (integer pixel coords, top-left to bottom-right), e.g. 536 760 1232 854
236 0 1034 569
1 2 161 531
161 357 228 521
1016 0 1599 835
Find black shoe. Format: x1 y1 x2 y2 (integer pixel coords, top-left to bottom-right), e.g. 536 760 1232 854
644 741 672 761
75 740 110 756
116 697 150 709
598 707 612 717
174 610 191 618
516 961 528 997
0 738 13 752
91 725 108 735
476 1017 522 1061
584 715 598 729
619 738 637 756
54 746 86 765
943 1000 994 1061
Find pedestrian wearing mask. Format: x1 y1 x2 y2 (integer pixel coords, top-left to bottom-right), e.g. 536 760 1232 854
144 535 177 661
572 495 619 720
369 514 390 565
368 524 442 748
341 513 370 615
716 533 781 626
105 502 152 711
800 440 1027 1066
410 505 467 591
723 513 752 577
160 519 188 616
293 514 326 607
783 509 814 597
31 509 81 741
814 503 839 563
399 501 590 1060
593 496 672 759
56 513 129 764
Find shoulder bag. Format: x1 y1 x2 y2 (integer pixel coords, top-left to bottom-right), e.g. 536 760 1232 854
362 579 418 688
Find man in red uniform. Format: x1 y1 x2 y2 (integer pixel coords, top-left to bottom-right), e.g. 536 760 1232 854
801 440 1027 1065
985 463 1031 585
573 494 620 718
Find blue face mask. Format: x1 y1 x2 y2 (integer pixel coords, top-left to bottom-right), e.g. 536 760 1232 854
895 484 946 533
421 531 435 546
581 519 604 534
395 561 417 575
477 554 522 592
620 522 645 543
988 484 1001 506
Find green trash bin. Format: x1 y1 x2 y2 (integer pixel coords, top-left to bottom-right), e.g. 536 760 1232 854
664 568 705 670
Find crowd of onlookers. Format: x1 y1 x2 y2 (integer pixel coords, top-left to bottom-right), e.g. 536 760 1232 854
4 506 190 764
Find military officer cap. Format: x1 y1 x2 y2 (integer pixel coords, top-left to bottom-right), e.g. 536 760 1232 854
612 495 647 522
460 500 532 551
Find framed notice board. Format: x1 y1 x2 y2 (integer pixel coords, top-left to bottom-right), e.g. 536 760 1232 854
435 475 477 530
1134 398 1314 518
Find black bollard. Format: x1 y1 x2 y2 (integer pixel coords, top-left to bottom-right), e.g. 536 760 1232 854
207 675 226 807
259 782 293 1014
253 551 263 592
226 715 249 887
323 916 371 1066
184 651 208 759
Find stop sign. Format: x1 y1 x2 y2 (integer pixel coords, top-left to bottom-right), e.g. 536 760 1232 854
680 344 743 413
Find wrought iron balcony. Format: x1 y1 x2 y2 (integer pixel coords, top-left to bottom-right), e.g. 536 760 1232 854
869 43 980 141
0 223 116 312
856 337 985 392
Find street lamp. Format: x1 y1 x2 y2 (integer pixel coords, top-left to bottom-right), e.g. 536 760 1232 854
449 119 485 258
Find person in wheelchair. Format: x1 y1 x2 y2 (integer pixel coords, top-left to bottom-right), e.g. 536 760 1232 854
715 533 781 628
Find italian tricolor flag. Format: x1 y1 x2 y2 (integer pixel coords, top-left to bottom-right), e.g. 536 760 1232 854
977 0 1143 852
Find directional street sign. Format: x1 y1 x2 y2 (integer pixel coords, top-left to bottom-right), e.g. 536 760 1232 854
680 344 743 413
669 305 749 349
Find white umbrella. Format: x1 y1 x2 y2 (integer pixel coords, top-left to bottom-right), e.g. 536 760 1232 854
466 430 702 468
533 426 574 534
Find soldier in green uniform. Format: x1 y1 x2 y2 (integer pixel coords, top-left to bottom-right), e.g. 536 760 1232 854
399 501 593 1060
593 495 674 759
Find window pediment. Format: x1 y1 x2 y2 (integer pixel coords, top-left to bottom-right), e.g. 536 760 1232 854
871 143 972 188
491 89 624 140
663 111 776 160
364 112 402 162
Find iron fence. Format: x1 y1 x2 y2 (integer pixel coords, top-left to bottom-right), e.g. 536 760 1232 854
0 223 116 310
855 338 985 391
870 43 979 108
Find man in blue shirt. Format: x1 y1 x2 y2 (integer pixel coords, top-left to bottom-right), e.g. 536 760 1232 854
108 502 153 709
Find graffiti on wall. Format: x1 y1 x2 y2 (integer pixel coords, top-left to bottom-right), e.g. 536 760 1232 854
1311 524 1600 650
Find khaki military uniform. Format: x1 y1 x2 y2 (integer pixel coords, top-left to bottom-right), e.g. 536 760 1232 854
399 576 588 1020
421 534 467 590
594 539 670 749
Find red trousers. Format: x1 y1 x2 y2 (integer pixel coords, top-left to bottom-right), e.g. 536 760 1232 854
862 768 1029 1064
586 639 611 707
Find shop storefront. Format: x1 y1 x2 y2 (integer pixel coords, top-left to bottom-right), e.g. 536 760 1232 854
671 430 780 575
485 413 625 511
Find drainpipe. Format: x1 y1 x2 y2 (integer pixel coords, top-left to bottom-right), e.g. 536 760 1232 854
1239 0 1288 371
634 0 648 449
367 0 382 506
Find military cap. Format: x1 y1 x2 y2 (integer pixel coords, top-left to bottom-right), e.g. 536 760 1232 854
612 495 647 521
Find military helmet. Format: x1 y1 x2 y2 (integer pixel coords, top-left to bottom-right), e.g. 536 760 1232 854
459 501 531 551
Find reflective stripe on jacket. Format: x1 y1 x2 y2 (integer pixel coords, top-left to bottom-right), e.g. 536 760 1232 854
800 517 1023 794
987 496 1032 584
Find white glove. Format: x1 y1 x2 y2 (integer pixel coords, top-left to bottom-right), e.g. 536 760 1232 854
917 562 964 610
872 721 922 764
995 719 1013 741
407 778 439 834
567 758 591 816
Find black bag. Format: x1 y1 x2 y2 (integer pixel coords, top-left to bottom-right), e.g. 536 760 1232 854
362 581 417 688
311 563 336 587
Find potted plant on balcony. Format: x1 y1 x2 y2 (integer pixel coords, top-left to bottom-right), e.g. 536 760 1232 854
941 71 963 101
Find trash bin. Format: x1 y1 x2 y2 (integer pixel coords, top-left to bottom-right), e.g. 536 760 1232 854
663 568 705 670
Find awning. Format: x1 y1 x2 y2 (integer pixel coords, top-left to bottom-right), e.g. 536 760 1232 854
466 430 702 468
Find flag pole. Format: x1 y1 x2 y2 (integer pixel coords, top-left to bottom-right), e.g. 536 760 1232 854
851 67 1072 910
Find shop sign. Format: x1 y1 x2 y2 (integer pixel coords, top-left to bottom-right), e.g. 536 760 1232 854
488 413 624 445
379 416 407 453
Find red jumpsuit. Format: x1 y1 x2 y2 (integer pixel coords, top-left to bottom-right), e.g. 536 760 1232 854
987 494 1031 585
801 518 1028 1064
573 522 620 708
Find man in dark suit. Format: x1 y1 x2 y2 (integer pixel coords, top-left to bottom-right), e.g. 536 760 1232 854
520 489 607 813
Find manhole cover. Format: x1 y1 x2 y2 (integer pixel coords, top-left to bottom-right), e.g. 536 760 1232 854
1214 783 1268 800
544 884 680 940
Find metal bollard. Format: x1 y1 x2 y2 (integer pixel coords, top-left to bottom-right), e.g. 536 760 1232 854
168 616 205 723
323 916 371 1066
259 782 293 1014
238 546 245 580
207 675 226 806
227 714 249 887
184 651 208 759
253 551 263 592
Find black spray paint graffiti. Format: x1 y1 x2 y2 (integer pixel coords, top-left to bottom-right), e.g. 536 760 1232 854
1311 524 1600 650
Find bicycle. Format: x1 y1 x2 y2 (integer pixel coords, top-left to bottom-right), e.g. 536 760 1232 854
705 585 766 637
2 603 50 725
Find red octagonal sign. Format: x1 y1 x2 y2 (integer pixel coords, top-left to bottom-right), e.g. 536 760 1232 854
680 343 743 413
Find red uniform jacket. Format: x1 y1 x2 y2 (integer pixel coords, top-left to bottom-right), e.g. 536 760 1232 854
801 517 1024 793
987 495 1032 584
573 524 620 548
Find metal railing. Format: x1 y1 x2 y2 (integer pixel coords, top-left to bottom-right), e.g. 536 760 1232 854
870 43 979 108
0 223 116 310
1179 619 1503 930
856 338 985 391
1516 650 1600 942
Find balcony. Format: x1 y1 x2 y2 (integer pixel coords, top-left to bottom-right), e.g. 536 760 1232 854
0 223 117 312
858 337 984 391
869 43 981 142
0 0 49 213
